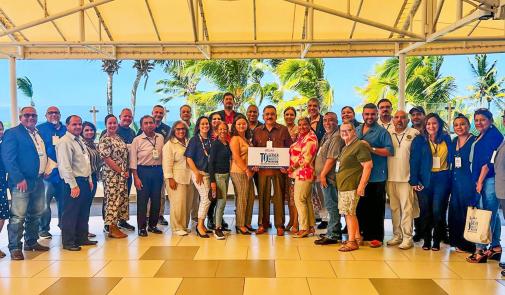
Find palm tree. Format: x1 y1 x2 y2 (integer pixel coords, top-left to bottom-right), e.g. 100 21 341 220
130 60 155 118
156 60 200 103
101 59 121 114
16 76 35 106
467 54 505 111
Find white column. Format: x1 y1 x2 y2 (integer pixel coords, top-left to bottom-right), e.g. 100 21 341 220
9 57 18 126
398 53 406 111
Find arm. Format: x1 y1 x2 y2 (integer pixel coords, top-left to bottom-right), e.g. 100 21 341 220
162 141 178 190
1 130 25 186
56 140 80 198
231 137 253 178
319 158 336 188
476 165 489 194
357 160 373 196
129 138 142 189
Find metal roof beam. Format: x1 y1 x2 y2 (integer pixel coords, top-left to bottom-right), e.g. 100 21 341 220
349 0 364 39
89 0 114 41
35 0 66 41
144 0 161 41
187 0 198 41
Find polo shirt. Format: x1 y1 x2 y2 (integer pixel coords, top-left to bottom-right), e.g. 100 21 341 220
379 118 395 133
357 122 394 183
184 134 212 172
387 127 419 182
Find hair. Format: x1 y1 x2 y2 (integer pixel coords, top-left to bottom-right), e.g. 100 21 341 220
283 106 297 117
340 122 356 132
423 113 448 144
453 113 470 126
0 121 3 129
65 115 81 125
81 121 97 140
119 108 132 116
168 120 189 140
474 108 494 122
377 98 392 107
180 104 192 112
298 117 311 126
363 103 378 111
341 106 355 114
263 105 277 112
324 111 337 118
140 115 154 126
223 92 235 100
153 104 165 110
307 97 320 107
104 114 117 126
210 111 223 121
230 114 251 139
19 106 36 117
194 115 210 136
247 104 259 111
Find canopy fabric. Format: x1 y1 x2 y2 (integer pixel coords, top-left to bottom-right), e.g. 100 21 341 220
1 0 505 59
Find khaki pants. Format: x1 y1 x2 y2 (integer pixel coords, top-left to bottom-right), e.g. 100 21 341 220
294 179 315 230
386 181 417 242
258 174 285 228
166 181 191 231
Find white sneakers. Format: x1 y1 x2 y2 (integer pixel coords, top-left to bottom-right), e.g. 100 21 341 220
386 237 413 249
398 240 414 250
386 237 402 246
175 230 188 236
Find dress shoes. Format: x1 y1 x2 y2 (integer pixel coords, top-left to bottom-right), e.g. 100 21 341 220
138 229 148 237
79 240 98 246
276 228 284 236
148 226 163 234
314 237 338 245
24 242 49 252
63 245 81 251
10 249 24 260
256 226 267 235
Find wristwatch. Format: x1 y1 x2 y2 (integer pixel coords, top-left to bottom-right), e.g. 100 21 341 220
372 147 377 152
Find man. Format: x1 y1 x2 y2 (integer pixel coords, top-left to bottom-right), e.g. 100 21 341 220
130 115 165 237
253 105 292 236
377 98 395 132
409 106 426 132
180 105 193 137
2 107 49 260
56 115 97 251
217 92 243 129
314 112 345 245
356 103 394 248
37 106 66 239
386 110 419 250
247 104 263 131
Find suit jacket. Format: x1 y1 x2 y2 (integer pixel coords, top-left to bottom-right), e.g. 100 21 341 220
1 124 42 188
495 139 505 199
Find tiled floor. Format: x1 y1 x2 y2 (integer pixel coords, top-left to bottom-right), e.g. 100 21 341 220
0 215 504 295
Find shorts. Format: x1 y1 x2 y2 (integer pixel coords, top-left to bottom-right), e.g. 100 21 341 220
338 190 360 215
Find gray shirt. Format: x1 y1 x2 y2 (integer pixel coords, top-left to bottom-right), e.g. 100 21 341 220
495 140 505 199
56 132 91 188
314 129 344 185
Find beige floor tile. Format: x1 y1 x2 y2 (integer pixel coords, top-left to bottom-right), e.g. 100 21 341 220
128 235 182 247
140 246 199 260
350 247 410 261
155 260 220 277
40 277 122 295
193 245 248 260
216 260 276 277
108 278 182 295
225 234 272 247
435 279 505 295
33 246 101 261
177 235 230 247
94 260 164 277
247 245 300 260
88 245 150 260
34 260 109 277
308 278 379 294
443 261 502 279
370 278 447 295
275 260 336 278
176 278 244 295
386 261 460 279
330 261 398 278
402 247 468 262
243 278 310 295
0 260 55 278
298 245 354 260
272 235 319 247
0 278 59 295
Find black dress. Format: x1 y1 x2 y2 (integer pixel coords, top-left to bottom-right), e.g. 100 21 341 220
0 142 9 220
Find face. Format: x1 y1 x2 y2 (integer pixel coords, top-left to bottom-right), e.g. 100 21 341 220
410 111 425 127
247 106 259 123
217 123 229 140
180 106 192 122
340 124 355 141
174 122 187 140
20 107 38 129
474 114 491 133
393 111 409 131
223 95 234 110
211 114 222 129
307 100 320 117
263 107 277 125
45 106 61 124
283 109 296 125
453 118 470 137
119 109 133 127
378 101 392 119
82 125 95 140
426 117 439 136
323 114 338 132
362 107 378 126
235 118 248 134
67 116 82 136
152 106 165 123
141 117 156 134
106 117 118 134
341 108 355 123
298 119 311 135
199 118 210 135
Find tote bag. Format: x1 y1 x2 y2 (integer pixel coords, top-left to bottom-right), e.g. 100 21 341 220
464 206 492 244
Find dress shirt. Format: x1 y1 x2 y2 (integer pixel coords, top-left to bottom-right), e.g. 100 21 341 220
357 122 394 182
27 128 48 175
379 118 395 133
130 132 164 169
162 137 191 184
387 127 419 182
252 123 293 176
55 132 91 188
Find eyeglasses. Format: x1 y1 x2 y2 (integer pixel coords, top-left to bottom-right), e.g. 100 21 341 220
47 111 60 115
22 113 38 118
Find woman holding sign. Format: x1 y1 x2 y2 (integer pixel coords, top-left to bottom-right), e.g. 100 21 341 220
467 108 504 263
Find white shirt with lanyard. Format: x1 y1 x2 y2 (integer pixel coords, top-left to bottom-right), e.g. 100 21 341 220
146 134 160 160
27 128 47 175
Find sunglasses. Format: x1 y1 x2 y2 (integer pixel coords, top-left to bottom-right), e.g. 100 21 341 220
23 113 38 118
47 111 60 115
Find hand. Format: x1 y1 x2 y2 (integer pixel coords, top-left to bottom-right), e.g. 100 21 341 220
245 169 254 179
320 176 328 188
357 184 365 197
194 172 203 185
16 180 28 193
70 186 80 198
211 182 217 192
89 181 94 191
122 171 129 179
251 166 260 172
476 181 483 194
413 184 424 192
168 178 177 190
134 176 143 190
280 168 288 174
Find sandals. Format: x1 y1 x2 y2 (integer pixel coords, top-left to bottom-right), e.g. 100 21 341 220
485 247 502 261
432 241 440 252
339 240 359 252
422 241 431 251
466 250 488 263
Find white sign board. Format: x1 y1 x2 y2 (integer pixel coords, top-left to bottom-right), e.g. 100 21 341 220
247 147 290 168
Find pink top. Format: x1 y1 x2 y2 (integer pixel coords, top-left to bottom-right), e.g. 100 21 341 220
289 130 318 181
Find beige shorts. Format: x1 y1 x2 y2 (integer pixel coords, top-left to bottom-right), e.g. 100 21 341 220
338 190 360 215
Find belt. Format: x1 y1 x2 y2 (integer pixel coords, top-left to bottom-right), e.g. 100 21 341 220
138 165 162 168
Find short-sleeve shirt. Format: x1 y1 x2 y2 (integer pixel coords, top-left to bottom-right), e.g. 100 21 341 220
129 132 164 169
387 127 419 182
356 122 394 182
184 134 212 172
336 139 372 191
315 129 344 185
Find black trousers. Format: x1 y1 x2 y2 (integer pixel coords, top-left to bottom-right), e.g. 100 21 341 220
61 177 92 247
136 165 163 229
356 181 386 241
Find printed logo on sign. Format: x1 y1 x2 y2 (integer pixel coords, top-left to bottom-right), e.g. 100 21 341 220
467 216 478 233
260 151 279 166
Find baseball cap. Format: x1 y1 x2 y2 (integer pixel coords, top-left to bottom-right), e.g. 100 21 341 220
409 106 425 115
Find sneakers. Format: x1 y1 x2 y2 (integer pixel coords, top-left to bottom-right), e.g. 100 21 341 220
158 216 169 226
399 240 414 250
118 221 135 231
386 237 402 246
175 230 188 236
39 232 52 239
214 228 225 240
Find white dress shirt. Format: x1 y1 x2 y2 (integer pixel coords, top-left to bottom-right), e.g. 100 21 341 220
56 132 92 188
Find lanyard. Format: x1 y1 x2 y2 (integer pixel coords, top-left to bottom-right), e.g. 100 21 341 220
145 135 158 149
28 129 42 150
429 140 439 156
393 132 406 147
199 134 210 157
74 137 86 154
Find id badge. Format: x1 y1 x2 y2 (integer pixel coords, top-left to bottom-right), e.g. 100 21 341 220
454 157 462 168
52 135 60 145
432 157 441 169
266 140 273 148
335 161 340 172
491 150 497 164
152 149 160 160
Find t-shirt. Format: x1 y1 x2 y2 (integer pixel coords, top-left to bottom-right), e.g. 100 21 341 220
336 140 372 191
314 129 344 185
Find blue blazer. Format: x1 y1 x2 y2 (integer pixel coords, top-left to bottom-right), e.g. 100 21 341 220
1 124 41 188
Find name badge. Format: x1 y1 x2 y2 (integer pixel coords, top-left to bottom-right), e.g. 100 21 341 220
152 149 160 160
335 161 340 172
52 135 60 146
454 156 462 168
432 157 441 169
266 140 273 148
491 150 497 164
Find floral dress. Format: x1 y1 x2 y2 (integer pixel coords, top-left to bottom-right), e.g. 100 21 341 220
0 141 9 220
99 134 129 225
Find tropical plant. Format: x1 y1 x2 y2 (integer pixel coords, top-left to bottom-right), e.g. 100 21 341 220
467 54 505 111
156 60 200 103
16 76 35 106
130 60 155 118
101 59 121 114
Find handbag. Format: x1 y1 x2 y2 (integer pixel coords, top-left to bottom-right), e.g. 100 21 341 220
463 206 492 244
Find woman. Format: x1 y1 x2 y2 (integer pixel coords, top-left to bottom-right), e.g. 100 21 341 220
341 106 362 128
209 122 231 240
336 122 372 251
230 115 256 235
81 121 102 238
283 106 299 232
448 114 476 253
467 108 504 263
99 114 129 239
162 121 191 236
185 116 213 238
209 112 223 141
0 121 8 258
410 113 452 251
288 117 318 238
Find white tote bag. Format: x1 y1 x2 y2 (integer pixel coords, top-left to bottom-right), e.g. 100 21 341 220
464 207 492 244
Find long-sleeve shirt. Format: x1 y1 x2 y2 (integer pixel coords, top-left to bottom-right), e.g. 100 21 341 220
55 132 91 188
208 139 231 182
162 137 191 184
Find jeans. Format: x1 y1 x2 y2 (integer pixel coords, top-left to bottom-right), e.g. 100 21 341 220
39 179 65 234
7 178 46 250
321 181 341 239
214 173 229 228
477 177 501 249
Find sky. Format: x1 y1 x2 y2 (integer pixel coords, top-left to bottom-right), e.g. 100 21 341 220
0 53 502 128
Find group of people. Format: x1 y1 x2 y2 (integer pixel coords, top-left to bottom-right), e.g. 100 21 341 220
0 93 504 273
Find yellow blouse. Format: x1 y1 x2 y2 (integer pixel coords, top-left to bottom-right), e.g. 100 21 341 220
430 140 449 172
